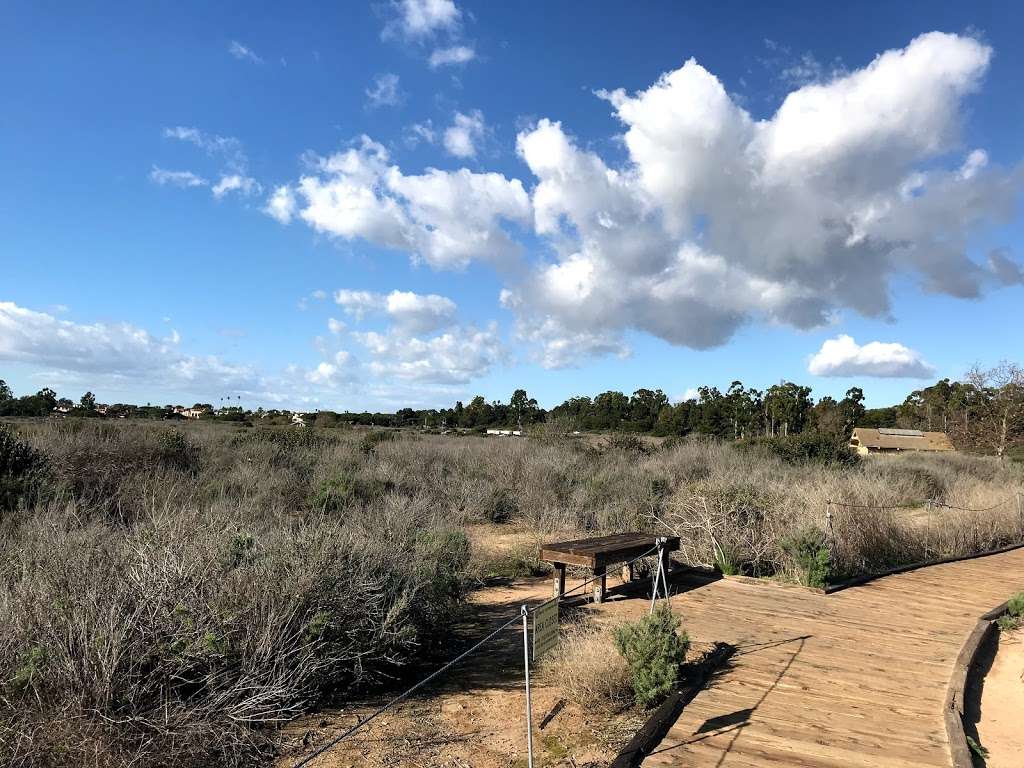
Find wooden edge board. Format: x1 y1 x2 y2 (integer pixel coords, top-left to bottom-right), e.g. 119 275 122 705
609 642 736 768
944 602 1010 768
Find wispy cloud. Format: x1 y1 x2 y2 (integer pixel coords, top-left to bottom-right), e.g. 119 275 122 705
365 73 403 108
149 166 208 188
429 44 475 68
228 40 262 63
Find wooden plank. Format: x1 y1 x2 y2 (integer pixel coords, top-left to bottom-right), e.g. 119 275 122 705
540 533 680 568
620 546 1024 768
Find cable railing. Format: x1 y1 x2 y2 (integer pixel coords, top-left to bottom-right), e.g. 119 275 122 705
828 493 1021 513
292 542 664 768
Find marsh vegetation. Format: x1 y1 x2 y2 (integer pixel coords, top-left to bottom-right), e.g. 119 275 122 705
1 419 1022 766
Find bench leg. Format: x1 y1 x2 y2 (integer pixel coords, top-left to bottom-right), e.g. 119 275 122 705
552 563 566 599
593 566 606 604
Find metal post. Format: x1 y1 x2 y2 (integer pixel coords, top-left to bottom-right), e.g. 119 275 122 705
650 538 665 614
521 605 534 768
925 499 932 559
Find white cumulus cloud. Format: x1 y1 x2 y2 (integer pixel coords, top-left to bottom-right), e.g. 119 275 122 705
443 110 485 158
264 185 297 223
808 334 936 378
0 301 261 392
383 0 461 40
294 136 529 268
269 32 1021 369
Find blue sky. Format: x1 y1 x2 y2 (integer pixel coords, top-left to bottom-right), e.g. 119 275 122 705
1 0 1022 410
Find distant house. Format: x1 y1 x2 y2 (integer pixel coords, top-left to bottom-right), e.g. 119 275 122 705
849 427 954 455
485 428 522 437
291 412 310 427
182 407 209 420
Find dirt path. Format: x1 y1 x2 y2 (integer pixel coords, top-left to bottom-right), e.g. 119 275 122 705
280 547 1024 768
974 628 1024 768
278 574 645 768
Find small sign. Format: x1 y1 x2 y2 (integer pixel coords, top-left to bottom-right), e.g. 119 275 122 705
532 600 559 660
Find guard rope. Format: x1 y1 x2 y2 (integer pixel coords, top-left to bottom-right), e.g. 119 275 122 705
292 542 662 767
828 494 1019 513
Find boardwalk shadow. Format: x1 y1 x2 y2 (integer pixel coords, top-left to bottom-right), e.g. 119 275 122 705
650 635 810 767
962 627 999 767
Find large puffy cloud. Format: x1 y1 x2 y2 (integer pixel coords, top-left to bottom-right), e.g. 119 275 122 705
0 301 261 392
500 32 1021 365
290 137 530 268
271 32 1021 368
808 334 936 378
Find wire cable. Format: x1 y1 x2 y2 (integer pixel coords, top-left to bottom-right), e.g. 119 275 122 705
292 542 664 767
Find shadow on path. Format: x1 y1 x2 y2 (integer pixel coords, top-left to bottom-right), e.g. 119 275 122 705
649 635 810 767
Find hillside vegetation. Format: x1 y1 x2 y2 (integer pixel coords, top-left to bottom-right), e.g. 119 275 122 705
1 419 1022 766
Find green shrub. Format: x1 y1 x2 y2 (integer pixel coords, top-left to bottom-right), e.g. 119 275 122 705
967 736 988 760
0 423 49 510
1007 591 1024 618
231 427 332 450
996 614 1020 631
613 604 689 708
779 527 831 588
309 472 395 512
156 428 198 472
359 429 395 454
605 434 650 455
740 432 859 467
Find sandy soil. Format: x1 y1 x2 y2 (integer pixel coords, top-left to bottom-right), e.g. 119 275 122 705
278 574 648 768
975 628 1024 767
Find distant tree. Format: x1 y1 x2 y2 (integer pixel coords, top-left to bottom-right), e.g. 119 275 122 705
0 380 11 402
629 388 669 432
509 388 539 428
79 391 97 411
954 362 1024 461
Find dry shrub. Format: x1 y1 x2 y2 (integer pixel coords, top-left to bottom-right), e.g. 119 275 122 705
2 418 1022 766
541 619 632 709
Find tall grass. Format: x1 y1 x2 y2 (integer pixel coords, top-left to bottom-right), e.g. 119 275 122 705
1 419 1021 765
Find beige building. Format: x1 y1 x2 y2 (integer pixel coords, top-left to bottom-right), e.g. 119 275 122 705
849 427 954 455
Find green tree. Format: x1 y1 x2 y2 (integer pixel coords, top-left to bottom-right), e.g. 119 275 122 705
79 391 97 411
0 380 11 402
509 388 539 428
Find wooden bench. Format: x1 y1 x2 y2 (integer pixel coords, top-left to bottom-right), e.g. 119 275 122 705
540 533 681 604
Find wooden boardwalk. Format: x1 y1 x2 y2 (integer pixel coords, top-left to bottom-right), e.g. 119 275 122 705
627 548 1024 768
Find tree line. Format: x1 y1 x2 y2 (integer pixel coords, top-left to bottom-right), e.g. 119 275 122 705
2 362 1022 456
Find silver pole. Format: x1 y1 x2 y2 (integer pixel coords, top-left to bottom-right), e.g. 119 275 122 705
521 605 534 768
649 538 665 614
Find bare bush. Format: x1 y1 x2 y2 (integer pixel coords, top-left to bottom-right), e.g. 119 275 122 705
1 418 1022 766
540 619 632 709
